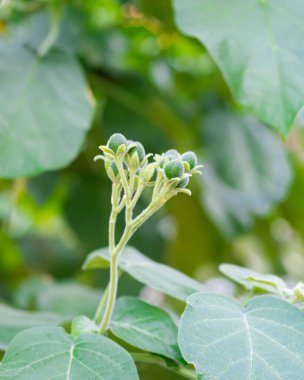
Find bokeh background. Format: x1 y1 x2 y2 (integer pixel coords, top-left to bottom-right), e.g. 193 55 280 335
1 1 304 378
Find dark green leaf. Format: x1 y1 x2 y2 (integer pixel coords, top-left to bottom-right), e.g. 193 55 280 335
111 296 183 362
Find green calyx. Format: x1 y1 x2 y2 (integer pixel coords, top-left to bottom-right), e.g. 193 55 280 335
181 151 197 170
107 133 127 153
164 159 184 179
177 176 190 188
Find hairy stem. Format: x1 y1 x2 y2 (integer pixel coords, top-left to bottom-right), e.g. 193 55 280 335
98 217 132 334
97 253 119 334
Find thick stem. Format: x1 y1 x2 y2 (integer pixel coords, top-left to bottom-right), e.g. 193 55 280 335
97 167 174 334
98 222 132 334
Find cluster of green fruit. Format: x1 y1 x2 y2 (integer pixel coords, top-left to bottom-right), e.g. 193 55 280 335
95 133 202 196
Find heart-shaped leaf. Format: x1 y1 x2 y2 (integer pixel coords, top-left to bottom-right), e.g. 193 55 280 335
173 0 304 134
179 293 304 379
83 246 205 301
0 304 63 350
0 326 139 379
0 43 93 178
111 296 183 362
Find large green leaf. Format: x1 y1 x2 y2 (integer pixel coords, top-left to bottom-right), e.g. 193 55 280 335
201 111 291 236
179 293 304 379
173 0 304 134
0 43 93 178
111 297 183 362
0 326 139 379
0 304 63 350
82 246 205 301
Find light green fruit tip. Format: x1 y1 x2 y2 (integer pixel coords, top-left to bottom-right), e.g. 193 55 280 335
128 141 145 161
181 151 197 170
107 133 127 153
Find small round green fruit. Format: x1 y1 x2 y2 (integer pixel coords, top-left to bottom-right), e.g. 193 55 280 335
164 159 184 179
181 151 197 170
107 133 127 152
165 149 180 159
128 141 145 161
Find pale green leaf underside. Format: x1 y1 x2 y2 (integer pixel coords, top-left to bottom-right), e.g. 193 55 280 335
111 296 183 362
0 326 139 380
220 264 287 294
0 44 93 178
174 0 304 134
83 246 205 301
0 304 63 350
179 293 304 379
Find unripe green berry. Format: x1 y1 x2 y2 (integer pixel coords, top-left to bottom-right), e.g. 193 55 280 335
181 151 197 170
177 176 189 188
165 149 180 159
164 159 184 179
128 141 145 162
107 133 127 152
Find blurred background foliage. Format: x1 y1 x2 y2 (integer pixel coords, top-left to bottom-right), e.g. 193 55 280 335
0 0 304 378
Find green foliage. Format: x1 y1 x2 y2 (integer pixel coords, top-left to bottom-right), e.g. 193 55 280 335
0 1 304 379
0 326 139 379
220 263 287 294
83 246 205 301
201 111 291 235
0 44 93 178
179 293 304 379
174 0 304 134
0 304 63 350
111 296 182 362
15 279 101 319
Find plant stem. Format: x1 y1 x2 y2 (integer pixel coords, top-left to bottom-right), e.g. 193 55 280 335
131 182 144 208
97 163 173 334
98 219 132 334
97 252 119 334
37 0 61 57
94 285 109 323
